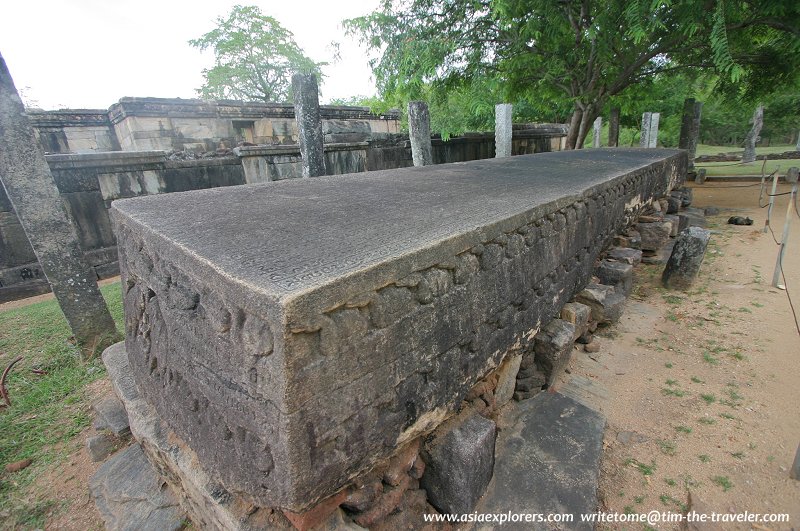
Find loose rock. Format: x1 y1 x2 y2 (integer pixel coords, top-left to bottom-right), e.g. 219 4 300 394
420 412 496 515
662 227 712 290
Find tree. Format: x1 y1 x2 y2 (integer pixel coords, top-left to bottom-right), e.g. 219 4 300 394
190 5 323 103
345 0 800 148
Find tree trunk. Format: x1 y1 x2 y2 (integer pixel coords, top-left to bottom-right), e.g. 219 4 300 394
565 107 583 150
608 107 620 147
576 105 596 149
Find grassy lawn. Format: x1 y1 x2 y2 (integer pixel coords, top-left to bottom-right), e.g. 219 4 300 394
0 282 123 528
695 143 798 177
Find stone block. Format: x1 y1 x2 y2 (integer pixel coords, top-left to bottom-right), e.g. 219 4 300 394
594 259 633 297
666 195 681 214
111 149 686 509
93 395 131 437
662 227 711 290
89 443 185 531
87 433 118 462
533 318 576 385
678 213 690 233
420 412 496 515
636 220 672 251
606 247 642 266
560 302 591 341
493 353 522 408
665 214 680 237
574 283 625 324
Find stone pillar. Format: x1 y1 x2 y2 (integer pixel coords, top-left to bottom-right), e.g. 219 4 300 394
292 73 326 177
592 117 602 148
408 101 433 166
0 52 117 349
688 101 703 165
648 112 660 148
608 107 620 147
679 98 695 152
743 104 764 163
639 112 652 147
495 104 513 158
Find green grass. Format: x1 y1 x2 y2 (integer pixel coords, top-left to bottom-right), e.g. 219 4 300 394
699 454 712 463
675 425 693 434
700 393 716 404
658 439 677 456
712 475 734 491
695 144 795 177
626 458 656 476
0 282 123 527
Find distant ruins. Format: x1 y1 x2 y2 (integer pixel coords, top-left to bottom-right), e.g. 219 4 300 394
27 97 402 154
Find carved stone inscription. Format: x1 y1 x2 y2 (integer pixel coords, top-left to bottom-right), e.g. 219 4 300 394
112 149 686 510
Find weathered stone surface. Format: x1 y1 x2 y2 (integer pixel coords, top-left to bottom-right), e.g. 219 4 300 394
494 353 522 408
665 214 680 237
594 259 633 297
292 74 326 177
592 116 602 148
474 392 605 529
790 442 800 480
420 412 496 515
584 341 600 353
606 246 642 266
408 101 433 166
704 206 720 216
533 318 576 385
682 207 708 228
678 213 690 233
93 395 131 437
89 443 185 531
695 168 707 184
282 489 350 531
574 283 625 324
495 104 512 158
636 220 672 251
743 105 763 163
666 195 681 214
662 227 711 290
0 52 117 347
111 149 685 509
560 302 591 341
103 342 294 530
87 433 118 462
514 351 547 401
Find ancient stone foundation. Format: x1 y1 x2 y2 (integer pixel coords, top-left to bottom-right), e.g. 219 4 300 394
110 149 686 515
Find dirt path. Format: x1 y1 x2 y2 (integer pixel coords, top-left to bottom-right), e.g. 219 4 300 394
569 182 800 529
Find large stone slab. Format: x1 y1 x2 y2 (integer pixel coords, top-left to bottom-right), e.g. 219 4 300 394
111 148 685 510
474 392 605 530
89 443 185 531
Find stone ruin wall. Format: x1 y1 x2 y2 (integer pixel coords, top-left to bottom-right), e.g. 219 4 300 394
28 97 402 154
111 150 686 512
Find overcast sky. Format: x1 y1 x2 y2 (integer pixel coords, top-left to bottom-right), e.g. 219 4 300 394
0 0 380 110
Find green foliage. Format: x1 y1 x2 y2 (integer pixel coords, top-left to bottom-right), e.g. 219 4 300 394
190 5 323 102
345 0 800 147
